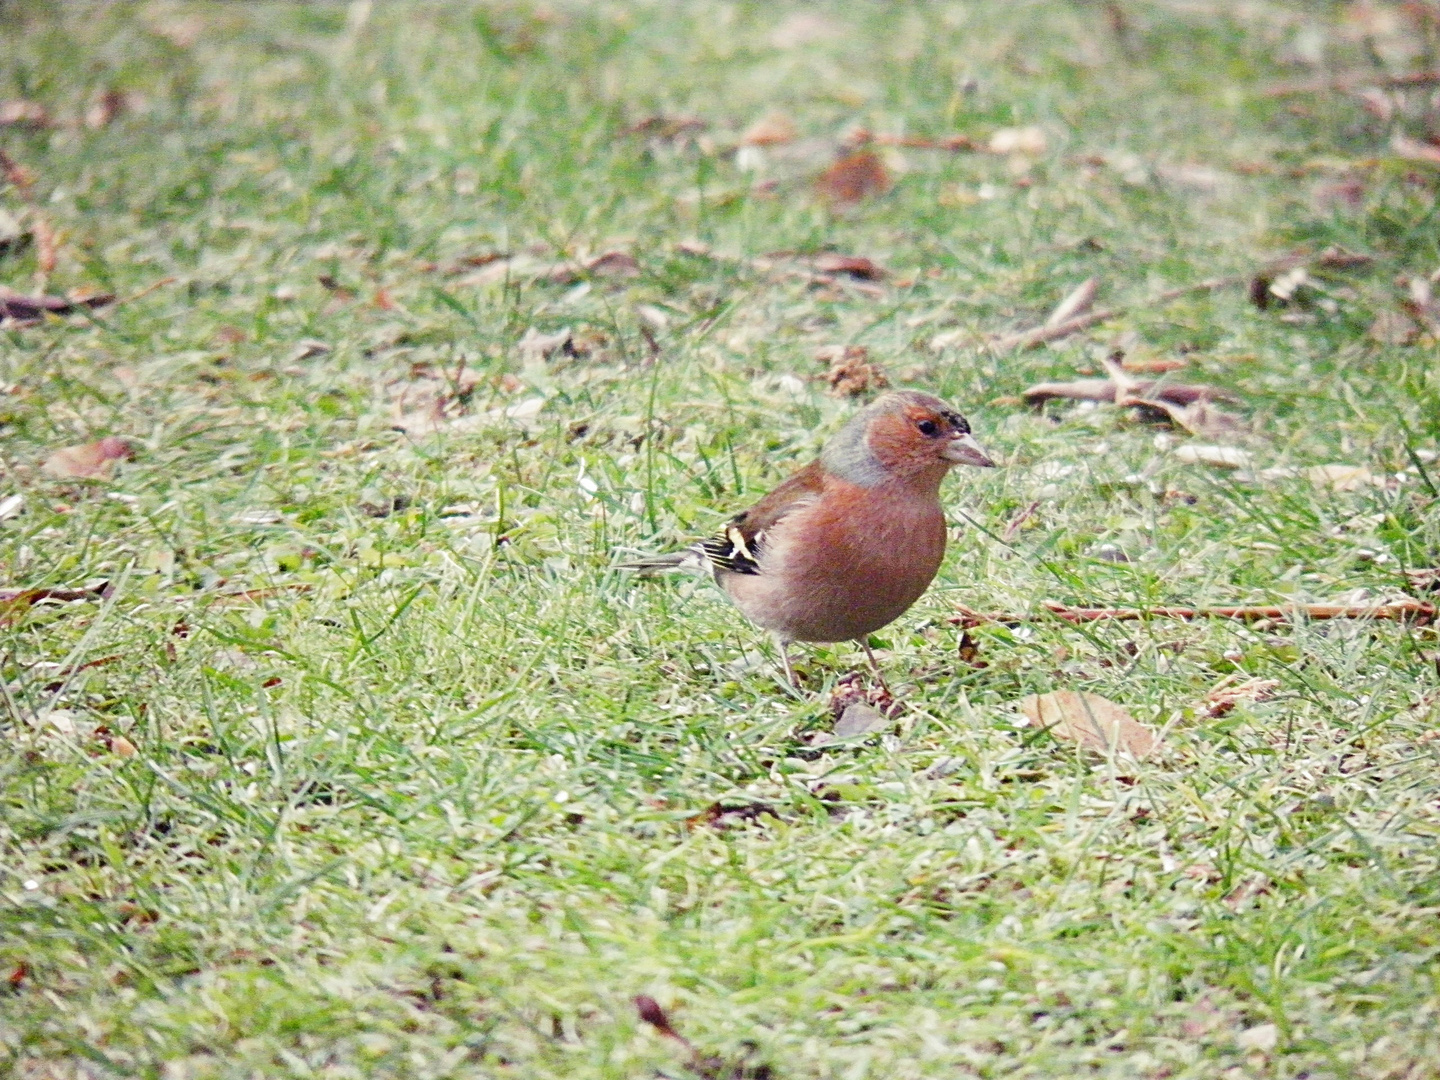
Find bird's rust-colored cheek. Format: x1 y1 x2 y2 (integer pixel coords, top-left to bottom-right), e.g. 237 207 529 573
867 413 929 470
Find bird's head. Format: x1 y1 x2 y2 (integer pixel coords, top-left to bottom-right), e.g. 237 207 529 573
822 390 995 487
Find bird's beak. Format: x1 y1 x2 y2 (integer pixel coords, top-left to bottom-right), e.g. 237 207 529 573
941 432 996 468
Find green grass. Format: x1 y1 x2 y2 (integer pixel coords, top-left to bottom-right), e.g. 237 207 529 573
2 1 1439 1077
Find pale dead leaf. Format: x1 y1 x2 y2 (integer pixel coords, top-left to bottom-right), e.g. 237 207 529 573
815 150 892 204
988 126 1047 157
1172 444 1252 469
1391 133 1440 165
768 11 841 48
1045 278 1099 327
1237 1023 1278 1054
1021 379 1232 408
1368 309 1420 345
811 701 891 746
1019 690 1159 758
0 100 50 130
1135 397 1247 440
517 326 574 361
108 734 137 758
41 437 133 480
1306 463 1385 491
741 112 797 147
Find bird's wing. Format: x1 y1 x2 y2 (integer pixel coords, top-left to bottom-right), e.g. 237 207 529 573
698 461 825 576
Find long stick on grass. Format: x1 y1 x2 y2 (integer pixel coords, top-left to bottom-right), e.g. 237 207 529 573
954 598 1437 628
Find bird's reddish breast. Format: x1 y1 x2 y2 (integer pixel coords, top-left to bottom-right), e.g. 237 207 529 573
720 474 947 642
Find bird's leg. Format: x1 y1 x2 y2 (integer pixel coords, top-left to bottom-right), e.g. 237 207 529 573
858 639 893 698
774 634 800 689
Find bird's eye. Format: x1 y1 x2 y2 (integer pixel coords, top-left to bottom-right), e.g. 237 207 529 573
917 419 940 437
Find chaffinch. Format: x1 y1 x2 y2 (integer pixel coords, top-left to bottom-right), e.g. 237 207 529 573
623 390 996 686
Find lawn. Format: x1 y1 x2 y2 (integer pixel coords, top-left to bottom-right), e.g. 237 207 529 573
2 1 1439 1077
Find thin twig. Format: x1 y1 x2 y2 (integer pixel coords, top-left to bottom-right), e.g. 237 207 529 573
954 599 1437 628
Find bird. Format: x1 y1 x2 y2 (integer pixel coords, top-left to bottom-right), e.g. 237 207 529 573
621 389 996 688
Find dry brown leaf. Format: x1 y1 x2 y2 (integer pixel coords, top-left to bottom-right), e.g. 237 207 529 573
84 88 132 130
1203 676 1279 718
816 345 888 397
809 252 886 280
0 285 115 323
1019 690 1159 758
41 437 133 480
1305 464 1385 491
108 734 138 758
1046 278 1099 327
815 150 892 204
741 112 797 147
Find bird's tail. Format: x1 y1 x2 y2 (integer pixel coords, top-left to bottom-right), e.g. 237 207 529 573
615 551 699 573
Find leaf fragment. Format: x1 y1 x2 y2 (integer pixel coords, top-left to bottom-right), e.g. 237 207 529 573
41 437 133 479
1045 278 1099 327
741 112 797 147
815 150 892 204
1019 690 1159 758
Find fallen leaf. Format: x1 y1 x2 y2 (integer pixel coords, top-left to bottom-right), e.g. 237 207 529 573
517 326 574 361
815 150 892 204
988 125 1047 157
1202 676 1279 717
1237 1023 1279 1053
1046 278 1099 327
0 100 50 129
6 961 27 989
1133 397 1246 439
108 734 138 758
1305 464 1384 491
691 801 779 829
816 344 888 397
544 250 640 284
809 252 886 279
1391 133 1440 165
1019 690 1159 758
0 493 22 520
769 11 841 48
1368 309 1420 345
830 701 890 740
0 285 115 323
291 340 331 361
32 215 58 275
41 437 133 480
1021 379 1231 408
84 88 133 130
1155 162 1230 192
741 111 797 147
1172 444 1252 469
